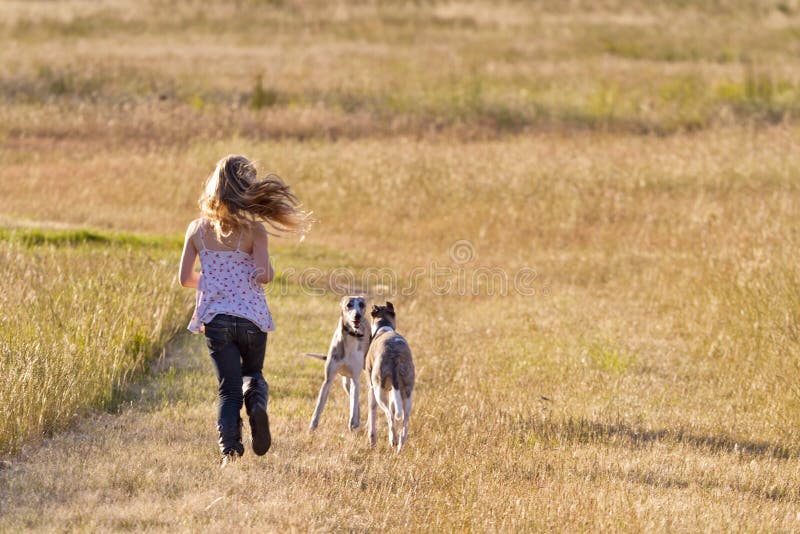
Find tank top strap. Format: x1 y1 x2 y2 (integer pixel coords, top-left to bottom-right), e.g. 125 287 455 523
197 220 207 250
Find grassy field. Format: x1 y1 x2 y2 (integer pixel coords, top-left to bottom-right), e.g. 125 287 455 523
0 229 191 454
2 0 800 531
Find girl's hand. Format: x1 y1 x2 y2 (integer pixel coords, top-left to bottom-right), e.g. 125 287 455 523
253 223 274 284
178 220 201 288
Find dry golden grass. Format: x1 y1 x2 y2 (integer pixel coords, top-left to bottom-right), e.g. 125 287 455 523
2 126 800 529
2 281 800 531
2 0 800 139
0 233 191 454
3 0 800 531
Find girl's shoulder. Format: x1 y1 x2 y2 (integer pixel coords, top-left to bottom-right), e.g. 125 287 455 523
185 218 206 250
191 217 214 238
186 217 204 233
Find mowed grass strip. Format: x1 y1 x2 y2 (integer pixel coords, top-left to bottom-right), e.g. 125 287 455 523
0 228 190 455
0 227 183 248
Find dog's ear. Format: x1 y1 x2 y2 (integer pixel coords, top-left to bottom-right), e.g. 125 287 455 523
371 304 380 317
385 301 394 310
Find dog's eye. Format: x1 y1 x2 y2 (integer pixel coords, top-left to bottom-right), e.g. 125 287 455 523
346 302 354 309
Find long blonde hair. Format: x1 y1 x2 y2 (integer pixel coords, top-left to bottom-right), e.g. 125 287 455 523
199 154 310 239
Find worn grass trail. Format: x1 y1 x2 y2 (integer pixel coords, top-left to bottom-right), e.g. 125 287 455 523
0 323 501 531
0 332 341 531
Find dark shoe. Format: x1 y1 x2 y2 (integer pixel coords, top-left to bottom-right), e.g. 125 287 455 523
250 409 271 455
243 375 271 455
217 419 245 457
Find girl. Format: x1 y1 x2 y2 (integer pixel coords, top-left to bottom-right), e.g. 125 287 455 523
179 154 308 466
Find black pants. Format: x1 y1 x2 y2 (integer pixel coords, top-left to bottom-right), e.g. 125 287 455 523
204 314 268 433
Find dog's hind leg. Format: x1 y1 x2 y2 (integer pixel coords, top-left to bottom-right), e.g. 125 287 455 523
341 376 350 395
378 389 397 447
367 384 378 447
398 393 413 452
373 381 391 416
348 377 360 430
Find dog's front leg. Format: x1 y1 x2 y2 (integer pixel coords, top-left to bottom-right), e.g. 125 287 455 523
348 376 360 430
310 364 337 431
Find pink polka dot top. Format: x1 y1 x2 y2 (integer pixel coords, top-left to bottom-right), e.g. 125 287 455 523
188 220 275 333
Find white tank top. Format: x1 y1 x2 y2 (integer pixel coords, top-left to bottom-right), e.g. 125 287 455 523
187 220 274 333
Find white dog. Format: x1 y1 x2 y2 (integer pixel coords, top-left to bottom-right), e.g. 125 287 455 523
307 296 370 431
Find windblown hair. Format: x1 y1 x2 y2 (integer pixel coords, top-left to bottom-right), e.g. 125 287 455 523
199 154 311 239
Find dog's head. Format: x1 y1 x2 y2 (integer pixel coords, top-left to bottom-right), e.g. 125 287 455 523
340 295 367 332
370 301 396 331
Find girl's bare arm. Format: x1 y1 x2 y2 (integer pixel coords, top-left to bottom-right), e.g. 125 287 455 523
178 221 201 288
252 223 274 284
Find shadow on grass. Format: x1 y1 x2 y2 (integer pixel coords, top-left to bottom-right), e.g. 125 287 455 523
529 417 797 460
527 417 800 502
579 462 798 503
622 466 796 502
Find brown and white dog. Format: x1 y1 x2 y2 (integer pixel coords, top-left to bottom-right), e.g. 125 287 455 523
366 301 415 452
308 296 370 431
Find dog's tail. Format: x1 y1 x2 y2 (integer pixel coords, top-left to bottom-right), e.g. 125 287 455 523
390 367 404 421
302 352 327 361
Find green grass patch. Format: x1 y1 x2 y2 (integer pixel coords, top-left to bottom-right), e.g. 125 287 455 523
0 227 183 249
583 339 635 374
